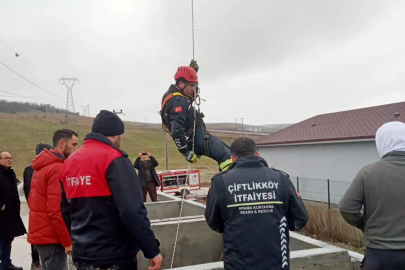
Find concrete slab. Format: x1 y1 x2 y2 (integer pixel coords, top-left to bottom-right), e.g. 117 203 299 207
137 218 223 270
167 250 353 270
14 191 363 270
145 200 205 221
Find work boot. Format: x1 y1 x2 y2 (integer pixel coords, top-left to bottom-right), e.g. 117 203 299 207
30 262 41 270
4 265 23 270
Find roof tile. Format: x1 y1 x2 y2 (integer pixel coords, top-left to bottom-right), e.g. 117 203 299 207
256 102 405 145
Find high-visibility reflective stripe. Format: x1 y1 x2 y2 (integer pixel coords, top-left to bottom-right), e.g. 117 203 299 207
219 159 233 171
227 201 283 208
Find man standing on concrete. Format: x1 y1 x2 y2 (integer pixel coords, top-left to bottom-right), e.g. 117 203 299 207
28 130 79 270
339 121 405 270
134 152 160 202
60 110 162 270
205 138 308 270
23 143 52 270
0 151 26 270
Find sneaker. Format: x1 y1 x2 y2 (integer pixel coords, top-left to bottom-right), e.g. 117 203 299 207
30 262 42 270
4 265 23 270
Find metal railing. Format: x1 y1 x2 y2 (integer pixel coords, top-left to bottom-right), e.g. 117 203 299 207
291 176 352 209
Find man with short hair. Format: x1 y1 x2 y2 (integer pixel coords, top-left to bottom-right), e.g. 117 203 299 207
340 121 405 270
160 61 232 171
23 143 52 270
0 151 26 270
60 110 163 270
205 137 308 270
28 130 79 270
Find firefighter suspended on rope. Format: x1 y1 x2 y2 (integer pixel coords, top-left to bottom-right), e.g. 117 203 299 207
160 60 233 172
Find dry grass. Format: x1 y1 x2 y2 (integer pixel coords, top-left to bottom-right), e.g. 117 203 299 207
301 201 364 248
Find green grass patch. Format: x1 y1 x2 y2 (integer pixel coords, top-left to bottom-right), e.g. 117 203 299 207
0 114 251 183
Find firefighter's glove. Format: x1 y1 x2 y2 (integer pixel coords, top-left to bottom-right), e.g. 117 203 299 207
184 151 197 163
189 60 199 72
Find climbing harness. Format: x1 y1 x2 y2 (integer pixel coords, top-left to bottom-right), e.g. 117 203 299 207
160 92 190 134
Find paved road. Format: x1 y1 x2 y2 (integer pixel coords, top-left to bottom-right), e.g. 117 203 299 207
11 197 31 270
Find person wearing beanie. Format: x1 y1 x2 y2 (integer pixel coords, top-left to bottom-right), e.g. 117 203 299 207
60 110 163 270
23 143 53 270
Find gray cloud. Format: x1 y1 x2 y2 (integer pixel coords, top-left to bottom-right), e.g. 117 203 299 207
1 0 404 125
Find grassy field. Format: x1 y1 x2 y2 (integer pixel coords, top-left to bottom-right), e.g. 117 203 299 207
0 111 257 183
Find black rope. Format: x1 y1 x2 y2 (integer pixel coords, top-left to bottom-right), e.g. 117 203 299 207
191 0 195 60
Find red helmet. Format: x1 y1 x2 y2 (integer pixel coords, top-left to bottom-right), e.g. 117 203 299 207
174 66 198 83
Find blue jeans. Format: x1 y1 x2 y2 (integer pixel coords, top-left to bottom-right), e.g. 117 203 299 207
0 238 13 270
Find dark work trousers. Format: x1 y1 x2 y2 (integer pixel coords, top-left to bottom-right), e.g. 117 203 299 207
361 247 405 270
0 237 13 269
190 123 231 165
75 256 138 270
36 244 67 270
142 182 157 202
31 244 40 264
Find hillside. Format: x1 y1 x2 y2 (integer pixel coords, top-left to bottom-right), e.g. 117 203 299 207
260 123 292 130
0 111 259 183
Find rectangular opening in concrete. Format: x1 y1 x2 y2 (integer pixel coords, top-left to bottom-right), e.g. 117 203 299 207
139 193 325 269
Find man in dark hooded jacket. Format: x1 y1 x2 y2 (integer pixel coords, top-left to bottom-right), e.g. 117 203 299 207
23 143 52 270
205 138 308 270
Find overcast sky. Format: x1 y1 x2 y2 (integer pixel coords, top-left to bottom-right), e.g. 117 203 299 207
1 0 404 125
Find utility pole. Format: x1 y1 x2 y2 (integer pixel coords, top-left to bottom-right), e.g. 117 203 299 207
60 77 79 125
145 117 147 124
241 118 244 135
234 118 237 133
81 103 90 117
165 133 169 170
81 106 87 116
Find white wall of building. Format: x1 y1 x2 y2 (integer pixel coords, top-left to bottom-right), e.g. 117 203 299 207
258 140 380 204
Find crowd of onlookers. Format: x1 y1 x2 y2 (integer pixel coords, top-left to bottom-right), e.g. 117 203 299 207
1 112 404 270
0 110 164 270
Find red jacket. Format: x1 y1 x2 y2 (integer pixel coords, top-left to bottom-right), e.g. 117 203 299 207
28 149 72 247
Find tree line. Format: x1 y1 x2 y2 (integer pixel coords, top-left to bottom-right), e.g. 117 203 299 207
0 100 79 115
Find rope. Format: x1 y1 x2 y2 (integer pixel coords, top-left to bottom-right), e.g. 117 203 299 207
170 91 199 268
191 0 195 60
170 1 198 266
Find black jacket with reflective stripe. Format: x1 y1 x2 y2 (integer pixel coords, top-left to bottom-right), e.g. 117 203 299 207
161 84 202 154
205 156 308 270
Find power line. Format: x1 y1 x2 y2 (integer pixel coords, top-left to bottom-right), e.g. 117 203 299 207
0 94 42 100
0 94 19 98
0 39 15 54
0 89 44 99
0 60 62 98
